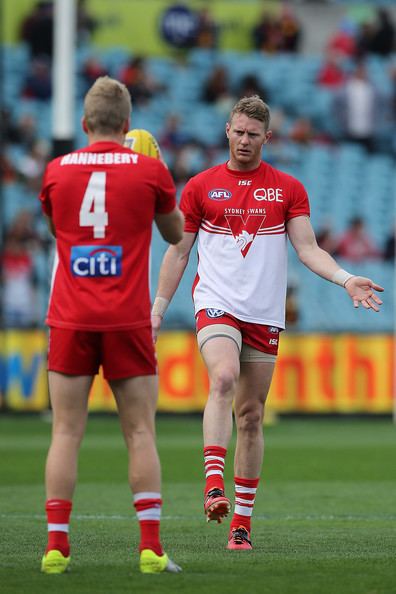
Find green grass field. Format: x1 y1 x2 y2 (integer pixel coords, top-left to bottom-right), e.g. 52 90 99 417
1 415 396 594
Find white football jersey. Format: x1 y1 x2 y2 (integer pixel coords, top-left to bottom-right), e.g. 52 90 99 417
180 161 310 328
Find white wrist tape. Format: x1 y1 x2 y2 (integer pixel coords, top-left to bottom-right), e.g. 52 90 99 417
151 296 170 318
331 269 355 287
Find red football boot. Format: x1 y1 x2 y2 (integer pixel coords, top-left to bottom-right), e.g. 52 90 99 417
204 488 231 523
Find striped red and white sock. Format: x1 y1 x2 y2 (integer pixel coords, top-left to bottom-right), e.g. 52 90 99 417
230 477 260 534
133 492 163 556
45 499 72 557
203 445 227 495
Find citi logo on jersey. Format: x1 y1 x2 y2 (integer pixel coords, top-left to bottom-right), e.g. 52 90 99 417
208 189 232 201
71 246 122 277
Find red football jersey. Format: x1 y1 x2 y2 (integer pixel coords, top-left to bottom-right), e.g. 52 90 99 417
180 161 310 328
39 141 176 330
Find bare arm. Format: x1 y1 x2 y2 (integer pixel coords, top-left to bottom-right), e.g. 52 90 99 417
151 231 197 340
155 206 184 245
287 216 384 311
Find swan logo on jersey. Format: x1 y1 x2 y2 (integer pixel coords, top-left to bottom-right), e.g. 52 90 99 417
208 189 232 201
71 246 122 277
206 309 225 318
225 214 266 257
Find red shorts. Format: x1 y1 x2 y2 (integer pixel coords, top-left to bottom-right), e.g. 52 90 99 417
48 326 157 380
195 309 281 356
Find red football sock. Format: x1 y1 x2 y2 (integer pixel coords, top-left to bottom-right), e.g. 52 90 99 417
203 445 227 495
45 499 72 557
230 477 260 534
134 492 163 556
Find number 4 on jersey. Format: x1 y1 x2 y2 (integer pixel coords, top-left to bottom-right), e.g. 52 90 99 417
79 172 108 238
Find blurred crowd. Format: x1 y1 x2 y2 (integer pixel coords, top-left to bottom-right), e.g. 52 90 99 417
1 2 395 328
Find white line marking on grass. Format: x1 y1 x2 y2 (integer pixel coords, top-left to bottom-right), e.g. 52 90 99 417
2 513 396 522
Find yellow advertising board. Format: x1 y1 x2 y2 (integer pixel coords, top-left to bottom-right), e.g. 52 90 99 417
0 330 49 411
1 330 394 413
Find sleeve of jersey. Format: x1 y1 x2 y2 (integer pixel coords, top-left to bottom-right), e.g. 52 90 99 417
155 161 177 214
286 178 311 221
179 178 202 233
38 165 52 216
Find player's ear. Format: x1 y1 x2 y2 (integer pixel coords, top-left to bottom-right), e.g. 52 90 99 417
263 130 272 145
122 119 130 134
82 117 89 134
225 122 230 138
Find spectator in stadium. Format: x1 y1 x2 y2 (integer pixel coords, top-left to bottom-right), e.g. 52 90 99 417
334 61 381 152
20 0 53 59
151 95 384 552
355 20 376 58
193 7 219 49
335 216 381 263
159 114 190 151
38 76 183 575
202 65 235 113
1 211 41 328
326 18 357 58
76 0 100 45
80 56 108 94
252 11 275 52
252 5 301 53
317 50 346 88
22 57 52 101
237 74 268 103
369 8 395 57
118 55 165 107
277 4 302 52
15 138 50 194
288 117 316 145
316 221 338 256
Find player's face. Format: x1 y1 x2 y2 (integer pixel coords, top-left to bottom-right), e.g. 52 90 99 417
226 113 271 171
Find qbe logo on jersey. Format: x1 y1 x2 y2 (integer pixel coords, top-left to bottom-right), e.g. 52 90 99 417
71 246 122 277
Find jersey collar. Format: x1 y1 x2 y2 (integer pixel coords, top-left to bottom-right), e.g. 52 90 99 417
223 161 265 177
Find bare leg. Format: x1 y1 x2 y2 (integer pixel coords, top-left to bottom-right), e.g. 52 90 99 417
45 372 92 499
110 375 161 493
199 337 240 522
201 337 240 448
234 361 275 477
110 375 184 572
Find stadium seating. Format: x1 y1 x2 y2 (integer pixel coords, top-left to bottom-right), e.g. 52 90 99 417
3 44 395 332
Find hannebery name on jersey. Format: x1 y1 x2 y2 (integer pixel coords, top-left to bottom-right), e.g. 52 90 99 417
60 152 139 166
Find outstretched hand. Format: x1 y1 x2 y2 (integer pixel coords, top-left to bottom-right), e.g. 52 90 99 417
344 276 384 311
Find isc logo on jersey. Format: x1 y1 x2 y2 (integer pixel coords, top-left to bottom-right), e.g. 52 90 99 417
71 246 122 277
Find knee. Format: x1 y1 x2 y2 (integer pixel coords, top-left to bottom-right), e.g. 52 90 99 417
53 418 86 442
236 406 263 435
211 368 238 397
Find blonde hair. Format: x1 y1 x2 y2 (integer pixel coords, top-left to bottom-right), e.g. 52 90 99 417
84 76 132 134
229 95 270 131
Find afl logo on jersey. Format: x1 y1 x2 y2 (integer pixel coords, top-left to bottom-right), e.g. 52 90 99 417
71 246 122 277
206 308 225 318
208 189 232 201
